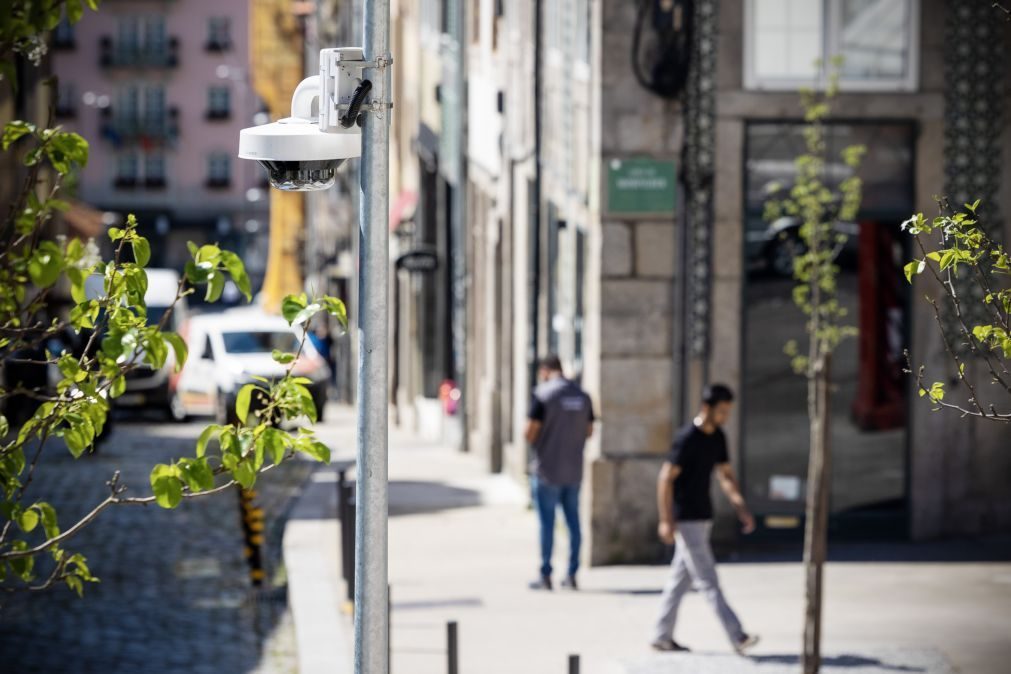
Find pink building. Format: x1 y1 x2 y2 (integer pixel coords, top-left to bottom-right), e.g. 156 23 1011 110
52 0 269 286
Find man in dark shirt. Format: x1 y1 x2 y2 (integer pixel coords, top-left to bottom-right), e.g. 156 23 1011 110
652 384 759 654
525 355 595 591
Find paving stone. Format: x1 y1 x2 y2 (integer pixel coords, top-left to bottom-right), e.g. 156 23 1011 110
0 417 314 674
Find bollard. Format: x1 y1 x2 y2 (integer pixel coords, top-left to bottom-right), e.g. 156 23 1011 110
238 487 265 586
338 469 349 584
447 621 458 674
344 496 356 602
568 654 580 674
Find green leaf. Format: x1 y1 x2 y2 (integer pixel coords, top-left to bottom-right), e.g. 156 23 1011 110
272 349 296 364
36 502 59 539
18 508 39 533
262 427 287 465
903 260 924 284
108 227 124 241
28 245 63 288
152 476 183 509
233 461 256 489
164 332 188 371
2 121 34 150
195 425 219 458
132 237 151 267
322 296 348 330
281 294 308 325
66 0 84 23
220 251 251 301
235 384 256 424
180 458 215 492
196 244 221 264
305 441 330 463
292 303 322 327
205 271 225 302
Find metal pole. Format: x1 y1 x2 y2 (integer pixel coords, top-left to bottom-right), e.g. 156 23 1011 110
447 621 458 674
356 0 390 669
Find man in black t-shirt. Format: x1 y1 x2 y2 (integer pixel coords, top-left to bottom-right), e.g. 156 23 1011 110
651 384 759 655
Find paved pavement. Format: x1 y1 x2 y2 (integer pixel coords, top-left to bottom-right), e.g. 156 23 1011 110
0 412 315 674
286 408 1011 674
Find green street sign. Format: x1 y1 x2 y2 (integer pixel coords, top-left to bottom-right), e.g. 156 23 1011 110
606 158 677 216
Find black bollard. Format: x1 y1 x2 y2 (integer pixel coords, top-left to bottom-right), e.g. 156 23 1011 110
447 621 458 674
344 496 356 602
568 654 580 674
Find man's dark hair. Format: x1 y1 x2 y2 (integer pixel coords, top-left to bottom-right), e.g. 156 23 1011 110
702 383 734 406
539 354 563 372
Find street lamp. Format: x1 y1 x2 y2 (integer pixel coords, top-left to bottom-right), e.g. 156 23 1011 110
237 31 392 674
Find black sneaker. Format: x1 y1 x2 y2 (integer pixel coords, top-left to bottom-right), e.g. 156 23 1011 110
651 638 689 652
529 575 553 591
734 633 760 654
560 575 578 590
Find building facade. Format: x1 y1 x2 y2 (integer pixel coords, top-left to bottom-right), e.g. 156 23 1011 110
384 0 1011 563
51 0 269 289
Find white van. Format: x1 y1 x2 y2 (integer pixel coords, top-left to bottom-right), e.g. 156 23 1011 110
174 309 330 424
86 268 189 419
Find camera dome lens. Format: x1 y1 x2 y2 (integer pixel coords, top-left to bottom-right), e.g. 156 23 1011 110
258 160 341 192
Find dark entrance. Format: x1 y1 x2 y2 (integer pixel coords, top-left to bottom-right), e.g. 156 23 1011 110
741 120 917 540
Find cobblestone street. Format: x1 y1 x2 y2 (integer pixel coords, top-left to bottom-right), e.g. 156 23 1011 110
0 414 315 674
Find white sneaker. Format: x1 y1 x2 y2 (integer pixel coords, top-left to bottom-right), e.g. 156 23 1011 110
734 633 760 654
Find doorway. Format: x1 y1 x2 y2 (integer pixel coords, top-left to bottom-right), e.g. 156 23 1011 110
741 121 917 540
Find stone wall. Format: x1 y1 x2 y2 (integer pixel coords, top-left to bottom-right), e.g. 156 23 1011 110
589 0 684 565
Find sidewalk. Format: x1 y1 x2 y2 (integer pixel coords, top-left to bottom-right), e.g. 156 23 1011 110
284 406 1011 674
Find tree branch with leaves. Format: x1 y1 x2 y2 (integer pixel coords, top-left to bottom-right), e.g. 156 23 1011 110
902 200 1011 422
0 0 348 597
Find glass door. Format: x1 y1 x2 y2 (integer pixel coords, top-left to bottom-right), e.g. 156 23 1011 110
741 120 916 540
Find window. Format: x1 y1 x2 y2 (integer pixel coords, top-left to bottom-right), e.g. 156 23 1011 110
145 153 166 188
144 16 167 56
221 331 299 354
207 86 231 119
744 0 919 91
115 152 139 188
207 152 231 188
56 82 76 118
118 16 141 55
53 16 75 49
116 85 140 129
207 17 231 51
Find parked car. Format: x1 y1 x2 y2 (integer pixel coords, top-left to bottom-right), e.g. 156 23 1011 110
85 268 189 419
173 309 330 424
749 216 860 277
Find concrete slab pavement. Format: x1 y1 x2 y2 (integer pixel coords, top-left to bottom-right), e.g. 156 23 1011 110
284 406 1011 674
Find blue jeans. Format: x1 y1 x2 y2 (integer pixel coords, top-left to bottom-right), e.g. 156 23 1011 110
532 477 581 578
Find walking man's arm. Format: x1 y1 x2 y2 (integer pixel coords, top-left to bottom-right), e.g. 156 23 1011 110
525 419 542 444
656 462 680 545
716 463 756 534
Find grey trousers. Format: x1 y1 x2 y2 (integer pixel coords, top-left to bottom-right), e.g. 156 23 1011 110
652 520 745 645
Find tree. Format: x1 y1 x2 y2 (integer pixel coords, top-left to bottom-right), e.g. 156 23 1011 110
765 64 865 674
902 201 1010 421
0 1 347 595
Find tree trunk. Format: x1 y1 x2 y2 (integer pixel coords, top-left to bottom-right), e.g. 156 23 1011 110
802 353 832 674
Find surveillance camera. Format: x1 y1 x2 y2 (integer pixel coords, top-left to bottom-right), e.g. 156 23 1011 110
237 47 369 192
238 117 361 191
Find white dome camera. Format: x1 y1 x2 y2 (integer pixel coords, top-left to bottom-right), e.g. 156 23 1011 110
238 48 368 192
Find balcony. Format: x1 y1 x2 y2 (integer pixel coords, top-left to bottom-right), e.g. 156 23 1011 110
100 106 180 147
99 36 179 68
